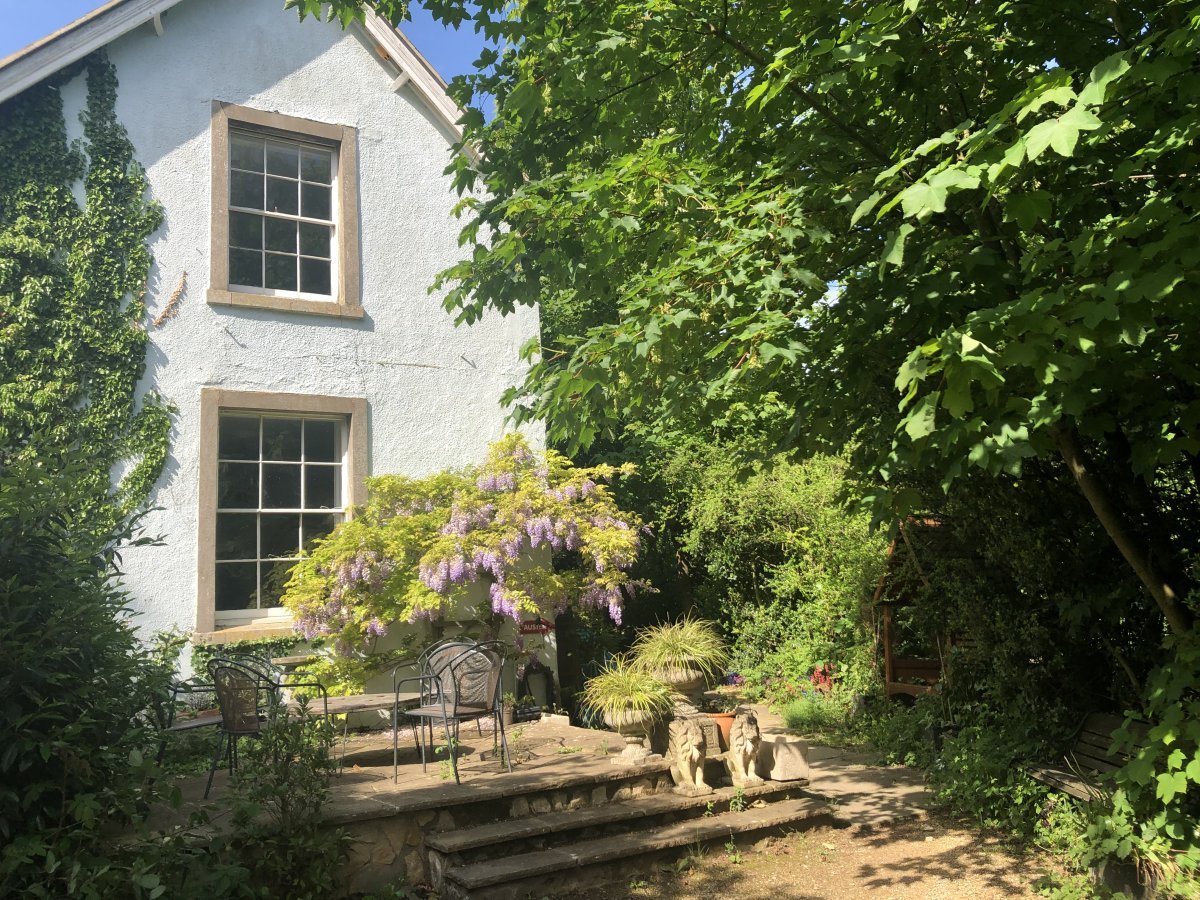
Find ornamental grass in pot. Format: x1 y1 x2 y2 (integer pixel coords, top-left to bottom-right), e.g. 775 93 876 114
581 655 674 762
631 617 730 701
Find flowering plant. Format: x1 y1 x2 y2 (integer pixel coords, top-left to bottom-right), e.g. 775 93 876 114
810 663 835 694
281 435 644 661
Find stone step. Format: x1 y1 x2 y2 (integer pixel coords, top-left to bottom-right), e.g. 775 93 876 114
322 756 672 828
426 779 806 858
442 795 833 899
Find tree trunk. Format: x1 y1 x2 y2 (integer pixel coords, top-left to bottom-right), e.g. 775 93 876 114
1053 423 1195 635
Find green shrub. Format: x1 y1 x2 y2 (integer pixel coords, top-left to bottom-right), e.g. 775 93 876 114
650 441 886 701
221 702 348 898
779 695 847 735
1082 631 1200 896
0 455 177 896
932 725 1052 832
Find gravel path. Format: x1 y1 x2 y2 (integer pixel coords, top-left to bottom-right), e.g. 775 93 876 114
571 811 1047 899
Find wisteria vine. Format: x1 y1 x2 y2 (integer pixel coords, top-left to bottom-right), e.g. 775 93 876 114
281 434 645 656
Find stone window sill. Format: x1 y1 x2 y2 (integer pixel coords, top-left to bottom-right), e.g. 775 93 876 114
207 288 364 319
193 620 298 645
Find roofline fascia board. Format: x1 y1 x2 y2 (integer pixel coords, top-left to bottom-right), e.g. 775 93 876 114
358 10 463 140
0 0 184 105
0 1 474 159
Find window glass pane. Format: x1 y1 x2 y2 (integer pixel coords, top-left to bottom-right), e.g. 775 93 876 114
300 148 332 184
304 466 338 509
215 562 258 611
265 177 298 215
230 211 262 250
230 170 264 209
230 134 264 172
265 253 298 291
301 183 331 220
261 560 298 607
299 223 331 258
219 416 259 460
260 513 301 557
217 462 259 509
304 420 338 462
264 217 297 253
262 463 301 508
229 249 263 288
299 258 331 296
216 513 257 560
302 513 338 549
263 419 302 460
265 142 299 177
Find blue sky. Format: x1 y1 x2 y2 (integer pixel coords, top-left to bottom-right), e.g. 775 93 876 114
0 1 485 85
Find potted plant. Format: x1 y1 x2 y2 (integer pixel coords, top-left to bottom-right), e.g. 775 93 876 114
581 655 674 763
515 694 540 722
501 691 518 726
631 617 730 708
699 693 740 750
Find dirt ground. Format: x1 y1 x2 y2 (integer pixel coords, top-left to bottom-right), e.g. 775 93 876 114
563 811 1052 900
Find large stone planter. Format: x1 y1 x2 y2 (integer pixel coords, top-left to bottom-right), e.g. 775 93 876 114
648 667 707 717
605 709 663 765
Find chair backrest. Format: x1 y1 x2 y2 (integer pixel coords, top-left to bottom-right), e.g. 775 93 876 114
421 640 476 675
443 642 504 714
417 640 474 701
224 652 284 682
207 658 274 735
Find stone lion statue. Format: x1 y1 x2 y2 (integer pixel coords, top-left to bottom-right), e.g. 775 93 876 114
725 710 764 786
668 717 711 794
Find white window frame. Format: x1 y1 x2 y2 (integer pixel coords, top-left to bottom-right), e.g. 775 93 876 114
196 389 369 638
226 131 341 303
213 412 347 623
207 102 362 319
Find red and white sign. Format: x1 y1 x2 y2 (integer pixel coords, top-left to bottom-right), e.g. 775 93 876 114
519 617 554 635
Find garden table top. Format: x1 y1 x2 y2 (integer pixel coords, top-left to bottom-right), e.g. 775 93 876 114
291 691 421 717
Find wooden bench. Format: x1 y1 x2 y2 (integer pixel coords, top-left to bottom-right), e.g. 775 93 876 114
1027 712 1145 800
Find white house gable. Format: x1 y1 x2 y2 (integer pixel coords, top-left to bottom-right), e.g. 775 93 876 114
3 0 541 644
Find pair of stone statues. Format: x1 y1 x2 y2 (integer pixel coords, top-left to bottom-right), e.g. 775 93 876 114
667 710 762 794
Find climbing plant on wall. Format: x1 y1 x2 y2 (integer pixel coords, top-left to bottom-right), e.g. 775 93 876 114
282 434 645 687
0 52 170 532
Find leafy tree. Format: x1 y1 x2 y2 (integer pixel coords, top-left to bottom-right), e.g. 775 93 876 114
306 0 1200 635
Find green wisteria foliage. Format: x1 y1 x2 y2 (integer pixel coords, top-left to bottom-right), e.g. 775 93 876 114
282 435 644 656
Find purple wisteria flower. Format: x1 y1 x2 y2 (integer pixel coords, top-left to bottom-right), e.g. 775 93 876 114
489 582 519 620
476 472 517 492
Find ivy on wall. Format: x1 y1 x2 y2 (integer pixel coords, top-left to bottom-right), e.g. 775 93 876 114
0 52 169 532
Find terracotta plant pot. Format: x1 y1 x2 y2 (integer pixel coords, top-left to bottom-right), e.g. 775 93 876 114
706 711 735 751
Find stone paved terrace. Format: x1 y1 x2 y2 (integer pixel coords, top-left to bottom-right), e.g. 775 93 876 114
176 712 627 813
161 706 931 894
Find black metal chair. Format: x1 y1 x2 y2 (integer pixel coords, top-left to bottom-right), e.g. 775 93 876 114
203 656 328 798
155 676 220 766
397 641 511 784
391 639 478 777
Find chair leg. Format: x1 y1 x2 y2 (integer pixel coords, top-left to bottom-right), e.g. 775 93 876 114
497 710 512 773
412 717 426 773
443 718 460 784
204 732 228 800
392 707 399 784
340 715 350 771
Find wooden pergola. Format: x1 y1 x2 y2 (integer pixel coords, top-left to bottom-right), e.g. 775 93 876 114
873 519 946 700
